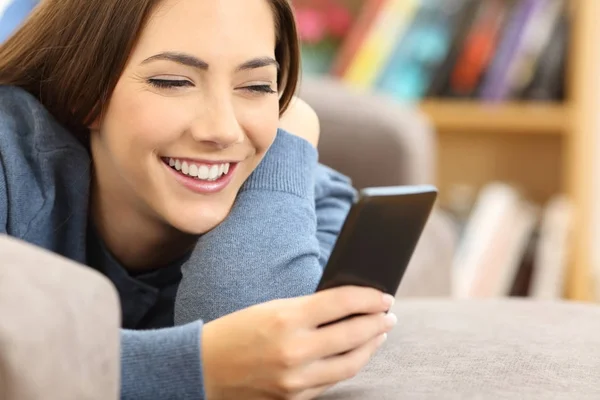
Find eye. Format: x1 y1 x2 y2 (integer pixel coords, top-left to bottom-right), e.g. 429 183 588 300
148 78 193 89
243 85 277 95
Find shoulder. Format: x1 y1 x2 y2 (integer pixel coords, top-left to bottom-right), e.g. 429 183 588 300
0 85 86 153
279 96 320 147
0 86 91 239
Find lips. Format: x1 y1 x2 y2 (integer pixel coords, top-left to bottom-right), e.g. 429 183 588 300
162 157 238 195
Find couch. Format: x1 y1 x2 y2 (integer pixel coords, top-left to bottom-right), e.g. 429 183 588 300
2 76 599 399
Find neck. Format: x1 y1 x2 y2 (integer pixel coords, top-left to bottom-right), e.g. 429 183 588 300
90 173 197 273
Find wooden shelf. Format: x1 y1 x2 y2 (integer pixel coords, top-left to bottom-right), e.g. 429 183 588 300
419 100 570 135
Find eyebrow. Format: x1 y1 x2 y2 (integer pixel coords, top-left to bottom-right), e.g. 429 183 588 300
141 52 279 72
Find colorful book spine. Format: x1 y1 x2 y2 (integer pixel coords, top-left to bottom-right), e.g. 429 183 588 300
448 0 510 97
342 0 420 90
479 0 542 102
376 0 468 101
330 0 387 78
506 0 564 98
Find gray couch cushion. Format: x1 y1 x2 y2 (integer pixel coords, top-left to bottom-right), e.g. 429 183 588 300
0 235 121 400
322 299 600 399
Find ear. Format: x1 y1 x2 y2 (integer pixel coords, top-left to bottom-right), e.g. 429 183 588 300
88 119 100 131
87 116 101 132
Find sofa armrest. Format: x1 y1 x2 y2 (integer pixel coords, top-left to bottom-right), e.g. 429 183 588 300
298 76 437 188
0 235 121 400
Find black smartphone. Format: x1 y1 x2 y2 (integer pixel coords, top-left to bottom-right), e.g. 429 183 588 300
316 185 438 296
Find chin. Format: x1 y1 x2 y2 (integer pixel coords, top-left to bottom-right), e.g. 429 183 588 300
167 204 233 235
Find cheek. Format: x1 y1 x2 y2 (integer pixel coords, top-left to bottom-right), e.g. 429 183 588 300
237 98 280 153
106 89 192 150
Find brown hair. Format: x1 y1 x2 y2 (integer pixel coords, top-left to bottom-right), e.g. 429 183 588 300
0 0 300 141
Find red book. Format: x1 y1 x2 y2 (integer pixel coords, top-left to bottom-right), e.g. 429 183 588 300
450 0 511 96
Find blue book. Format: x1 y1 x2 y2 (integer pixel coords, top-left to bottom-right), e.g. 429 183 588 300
375 0 467 102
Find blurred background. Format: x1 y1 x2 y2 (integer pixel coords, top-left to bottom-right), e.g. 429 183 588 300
292 0 600 303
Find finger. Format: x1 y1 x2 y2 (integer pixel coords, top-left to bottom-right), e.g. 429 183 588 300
310 312 397 358
301 333 387 388
301 286 395 327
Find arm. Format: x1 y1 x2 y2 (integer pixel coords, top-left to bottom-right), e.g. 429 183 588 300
126 148 355 397
0 138 205 400
175 128 356 325
120 325 205 399
314 164 356 266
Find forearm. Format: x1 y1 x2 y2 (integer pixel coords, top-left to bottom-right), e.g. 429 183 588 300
175 129 322 324
120 322 204 399
175 128 356 327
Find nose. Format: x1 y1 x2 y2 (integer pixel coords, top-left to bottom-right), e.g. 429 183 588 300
189 98 244 148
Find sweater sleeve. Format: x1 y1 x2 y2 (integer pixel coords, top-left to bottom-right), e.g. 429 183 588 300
314 164 357 267
175 129 356 325
0 155 6 234
120 322 205 399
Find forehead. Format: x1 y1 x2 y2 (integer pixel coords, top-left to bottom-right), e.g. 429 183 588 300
131 0 277 63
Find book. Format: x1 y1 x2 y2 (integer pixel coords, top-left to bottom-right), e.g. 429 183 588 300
426 0 480 97
529 195 572 299
452 182 539 298
342 0 420 90
521 9 569 100
329 0 388 78
375 0 469 102
447 0 514 98
323 0 568 102
505 0 564 99
479 0 543 102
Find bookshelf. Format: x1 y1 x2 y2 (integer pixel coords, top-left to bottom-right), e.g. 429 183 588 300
419 101 569 135
296 0 599 301
416 0 599 301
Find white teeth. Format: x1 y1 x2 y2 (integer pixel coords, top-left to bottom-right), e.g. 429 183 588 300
208 165 219 180
198 165 209 179
166 159 231 181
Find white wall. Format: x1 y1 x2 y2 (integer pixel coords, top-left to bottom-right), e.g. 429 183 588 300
0 0 11 19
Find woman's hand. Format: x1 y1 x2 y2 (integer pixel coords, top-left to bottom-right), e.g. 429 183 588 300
279 97 320 148
202 286 397 400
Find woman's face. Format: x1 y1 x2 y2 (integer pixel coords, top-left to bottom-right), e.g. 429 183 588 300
90 0 280 234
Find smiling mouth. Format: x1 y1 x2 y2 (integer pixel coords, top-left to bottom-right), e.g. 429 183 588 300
162 157 234 181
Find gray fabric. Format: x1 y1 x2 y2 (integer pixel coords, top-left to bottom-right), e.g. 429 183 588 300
300 75 437 188
0 235 121 400
396 209 455 298
323 299 600 399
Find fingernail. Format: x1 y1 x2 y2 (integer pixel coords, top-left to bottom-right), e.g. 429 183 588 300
377 333 388 346
384 313 398 328
382 294 395 307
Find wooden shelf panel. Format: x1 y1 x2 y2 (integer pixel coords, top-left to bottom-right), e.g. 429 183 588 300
419 100 570 135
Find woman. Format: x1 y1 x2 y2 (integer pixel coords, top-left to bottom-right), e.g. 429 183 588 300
0 0 397 398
